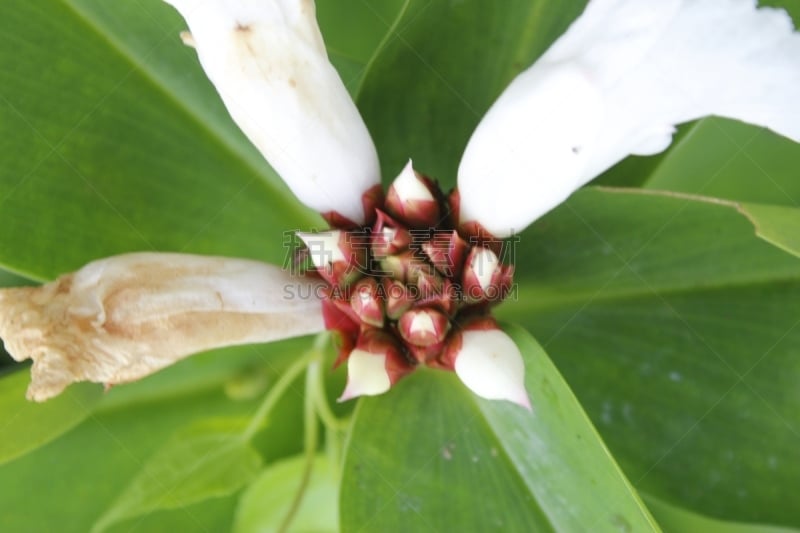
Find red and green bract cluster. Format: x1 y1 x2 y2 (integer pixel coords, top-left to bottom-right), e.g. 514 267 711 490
308 172 514 381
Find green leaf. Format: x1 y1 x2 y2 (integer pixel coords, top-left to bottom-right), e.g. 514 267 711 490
0 0 319 280
0 0 410 281
340 325 658 532
0 348 308 533
92 418 262 533
591 188 800 261
0 1 389 529
738 202 800 259
639 118 800 206
234 454 338 533
356 0 587 188
645 494 800 533
0 370 103 466
316 0 408 96
502 188 800 527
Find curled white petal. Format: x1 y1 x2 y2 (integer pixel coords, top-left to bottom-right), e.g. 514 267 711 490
454 330 531 409
0 253 325 401
164 0 380 223
338 349 390 401
458 0 800 237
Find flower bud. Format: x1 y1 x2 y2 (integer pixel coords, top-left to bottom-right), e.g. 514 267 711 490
442 318 530 409
461 246 514 304
406 339 447 365
422 230 469 278
321 297 360 367
350 277 385 328
338 329 414 401
385 160 441 228
398 307 450 348
297 230 369 288
417 277 459 317
414 268 444 299
371 210 411 258
383 279 414 320
380 251 435 286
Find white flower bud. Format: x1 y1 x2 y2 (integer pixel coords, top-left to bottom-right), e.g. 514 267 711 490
398 308 450 348
390 160 435 203
338 349 391 401
338 330 413 401
296 231 347 268
296 230 369 287
452 329 530 409
385 160 441 228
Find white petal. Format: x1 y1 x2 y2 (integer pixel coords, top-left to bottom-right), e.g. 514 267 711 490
338 349 390 401
164 0 380 223
296 231 345 268
0 253 325 401
408 312 436 336
390 160 434 202
458 0 800 237
454 330 530 409
469 247 499 292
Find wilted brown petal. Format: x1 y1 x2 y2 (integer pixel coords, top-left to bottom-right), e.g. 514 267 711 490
0 253 325 401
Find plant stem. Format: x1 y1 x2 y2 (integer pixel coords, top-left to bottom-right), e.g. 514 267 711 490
241 338 320 441
310 357 351 432
278 360 319 533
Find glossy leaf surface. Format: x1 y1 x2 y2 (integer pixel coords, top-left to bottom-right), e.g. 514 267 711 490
0 371 103 466
340 325 658 532
502 188 800 527
234 454 338 533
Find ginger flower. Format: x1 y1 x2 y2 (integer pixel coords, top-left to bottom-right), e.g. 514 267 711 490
0 0 798 409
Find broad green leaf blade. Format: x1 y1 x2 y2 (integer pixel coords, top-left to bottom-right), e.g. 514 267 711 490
62 0 284 191
356 0 587 188
592 187 800 261
0 370 102 466
92 418 262 533
639 117 800 206
645 494 800 533
340 325 658 532
234 454 338 533
0 0 320 281
505 188 800 308
0 341 309 533
739 203 800 259
316 0 408 96
0 0 409 281
502 188 800 527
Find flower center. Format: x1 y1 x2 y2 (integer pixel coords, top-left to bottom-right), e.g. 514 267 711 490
301 173 514 374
